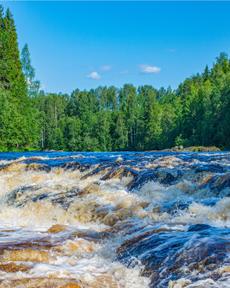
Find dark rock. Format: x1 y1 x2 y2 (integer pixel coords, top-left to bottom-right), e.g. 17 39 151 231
5 185 42 207
61 161 91 172
101 166 139 181
200 172 230 195
128 170 157 190
194 164 224 174
117 224 230 287
81 163 112 179
128 168 181 190
25 163 51 172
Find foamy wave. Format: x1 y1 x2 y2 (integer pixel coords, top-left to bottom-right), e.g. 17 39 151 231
0 152 229 287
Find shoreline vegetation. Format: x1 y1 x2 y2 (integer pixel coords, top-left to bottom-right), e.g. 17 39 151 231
163 146 221 152
0 146 221 153
1 6 230 152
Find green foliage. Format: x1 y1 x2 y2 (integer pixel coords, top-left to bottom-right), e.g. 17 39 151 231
1 5 230 152
0 6 39 150
21 44 40 97
174 134 186 147
37 52 228 152
112 112 128 150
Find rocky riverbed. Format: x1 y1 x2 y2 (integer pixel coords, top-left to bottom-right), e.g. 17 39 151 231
0 151 229 287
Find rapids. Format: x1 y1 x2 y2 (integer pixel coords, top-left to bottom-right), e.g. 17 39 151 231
0 151 229 287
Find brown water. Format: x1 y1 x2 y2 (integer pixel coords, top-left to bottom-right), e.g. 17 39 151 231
0 151 229 287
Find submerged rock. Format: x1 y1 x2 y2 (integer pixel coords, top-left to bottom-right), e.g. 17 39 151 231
0 151 230 288
0 278 82 288
0 162 26 172
169 278 192 288
25 163 51 172
5 185 42 207
0 248 50 263
48 224 68 234
200 172 230 196
101 166 138 181
128 170 157 190
117 224 230 287
128 168 181 190
78 183 100 196
61 161 91 172
0 262 31 273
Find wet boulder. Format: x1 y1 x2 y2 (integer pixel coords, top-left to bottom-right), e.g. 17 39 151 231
78 183 100 196
0 162 26 173
5 185 42 207
128 168 181 191
49 187 80 209
117 224 230 287
159 199 192 215
81 163 112 179
100 165 139 181
199 173 230 196
25 162 51 172
154 168 182 185
6 185 80 209
61 161 91 172
194 163 224 174
128 170 157 191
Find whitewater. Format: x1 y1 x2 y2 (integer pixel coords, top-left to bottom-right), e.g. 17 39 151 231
0 151 229 288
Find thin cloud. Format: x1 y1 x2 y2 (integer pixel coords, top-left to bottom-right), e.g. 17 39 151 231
87 71 101 80
140 64 161 74
120 70 129 75
100 65 111 72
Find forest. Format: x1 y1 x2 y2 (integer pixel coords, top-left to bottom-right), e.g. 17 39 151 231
1 6 230 152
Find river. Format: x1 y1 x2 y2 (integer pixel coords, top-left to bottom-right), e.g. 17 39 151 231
0 151 229 287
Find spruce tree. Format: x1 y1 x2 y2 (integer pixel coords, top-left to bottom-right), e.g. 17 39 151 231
0 6 39 150
3 8 27 100
0 6 9 90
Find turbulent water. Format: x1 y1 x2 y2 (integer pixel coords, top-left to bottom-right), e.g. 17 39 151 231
0 151 230 288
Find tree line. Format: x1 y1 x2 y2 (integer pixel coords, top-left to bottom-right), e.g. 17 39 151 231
1 6 230 151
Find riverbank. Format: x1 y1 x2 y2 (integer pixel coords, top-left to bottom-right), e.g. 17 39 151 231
0 146 223 153
163 146 221 152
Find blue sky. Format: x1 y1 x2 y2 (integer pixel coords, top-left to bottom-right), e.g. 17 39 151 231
2 1 230 93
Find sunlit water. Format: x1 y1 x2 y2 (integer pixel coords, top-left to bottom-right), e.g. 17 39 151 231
0 151 229 287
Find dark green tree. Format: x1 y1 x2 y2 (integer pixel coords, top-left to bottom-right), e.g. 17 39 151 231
0 6 40 150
